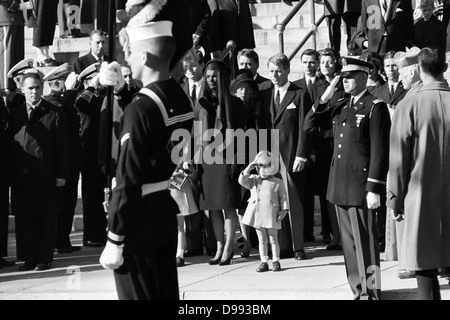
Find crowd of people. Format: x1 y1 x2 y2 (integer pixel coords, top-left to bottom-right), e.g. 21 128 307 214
0 0 450 301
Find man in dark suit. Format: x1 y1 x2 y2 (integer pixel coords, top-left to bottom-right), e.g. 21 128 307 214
293 49 326 242
237 48 272 92
305 56 391 300
188 0 212 62
9 71 70 272
179 49 217 258
208 0 255 58
260 53 312 261
371 51 407 117
355 0 415 56
323 0 362 53
73 30 107 75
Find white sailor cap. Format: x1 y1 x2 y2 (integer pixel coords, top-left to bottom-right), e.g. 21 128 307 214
7 59 35 78
126 20 173 43
78 63 101 82
43 63 71 81
394 47 421 69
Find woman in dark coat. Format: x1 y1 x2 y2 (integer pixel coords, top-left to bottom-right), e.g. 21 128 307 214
195 59 245 265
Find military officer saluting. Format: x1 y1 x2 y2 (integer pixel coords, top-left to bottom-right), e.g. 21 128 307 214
305 56 391 300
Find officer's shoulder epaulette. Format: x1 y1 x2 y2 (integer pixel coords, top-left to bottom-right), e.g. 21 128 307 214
139 88 194 127
373 99 384 105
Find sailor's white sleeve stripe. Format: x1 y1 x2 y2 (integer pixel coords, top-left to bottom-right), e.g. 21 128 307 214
368 178 386 185
108 231 125 242
121 133 130 146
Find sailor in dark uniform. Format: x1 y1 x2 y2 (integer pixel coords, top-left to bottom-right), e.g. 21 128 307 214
99 4 194 300
5 58 34 111
304 56 391 300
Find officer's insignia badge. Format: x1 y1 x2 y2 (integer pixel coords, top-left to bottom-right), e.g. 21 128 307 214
28 61 33 68
356 114 365 127
341 58 347 66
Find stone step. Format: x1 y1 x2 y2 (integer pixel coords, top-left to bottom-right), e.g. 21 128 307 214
250 1 324 17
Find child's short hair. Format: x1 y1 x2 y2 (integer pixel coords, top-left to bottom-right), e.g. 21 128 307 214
254 151 279 175
420 0 435 8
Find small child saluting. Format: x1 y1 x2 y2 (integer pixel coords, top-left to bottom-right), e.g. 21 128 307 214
239 151 288 272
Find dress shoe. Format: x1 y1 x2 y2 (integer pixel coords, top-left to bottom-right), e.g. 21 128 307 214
183 249 203 257
219 252 234 266
176 257 185 267
71 246 82 252
18 263 37 272
272 261 281 272
36 58 61 67
256 262 269 272
304 234 316 242
279 250 294 259
71 29 89 37
55 247 72 254
84 241 106 248
35 263 51 271
326 244 342 251
208 256 222 265
0 258 15 267
295 249 308 260
397 269 416 279
206 248 216 257
240 250 250 258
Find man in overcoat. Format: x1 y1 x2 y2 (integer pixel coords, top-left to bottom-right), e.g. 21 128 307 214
354 0 415 56
9 71 69 271
387 47 450 300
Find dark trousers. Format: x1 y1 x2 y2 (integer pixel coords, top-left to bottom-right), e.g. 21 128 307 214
0 181 9 257
375 191 387 250
185 210 216 252
15 215 56 264
33 0 59 47
318 193 333 236
336 205 381 300
303 167 315 238
56 168 80 249
0 25 25 91
113 205 179 300
416 269 441 300
326 12 360 53
81 165 106 244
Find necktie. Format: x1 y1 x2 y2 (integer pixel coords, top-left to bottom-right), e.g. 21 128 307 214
390 84 395 99
191 84 197 103
275 90 281 111
347 97 354 109
28 106 35 120
307 79 314 100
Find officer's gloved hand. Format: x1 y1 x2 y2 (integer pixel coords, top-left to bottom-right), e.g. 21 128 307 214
320 75 340 104
65 72 79 91
391 209 404 222
99 241 124 270
366 192 381 210
99 61 125 94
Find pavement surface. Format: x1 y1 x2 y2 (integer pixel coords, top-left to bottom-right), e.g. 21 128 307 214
1 230 449 300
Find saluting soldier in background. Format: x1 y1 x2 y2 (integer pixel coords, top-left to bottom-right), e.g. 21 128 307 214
305 57 391 300
99 0 195 300
43 64 83 254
